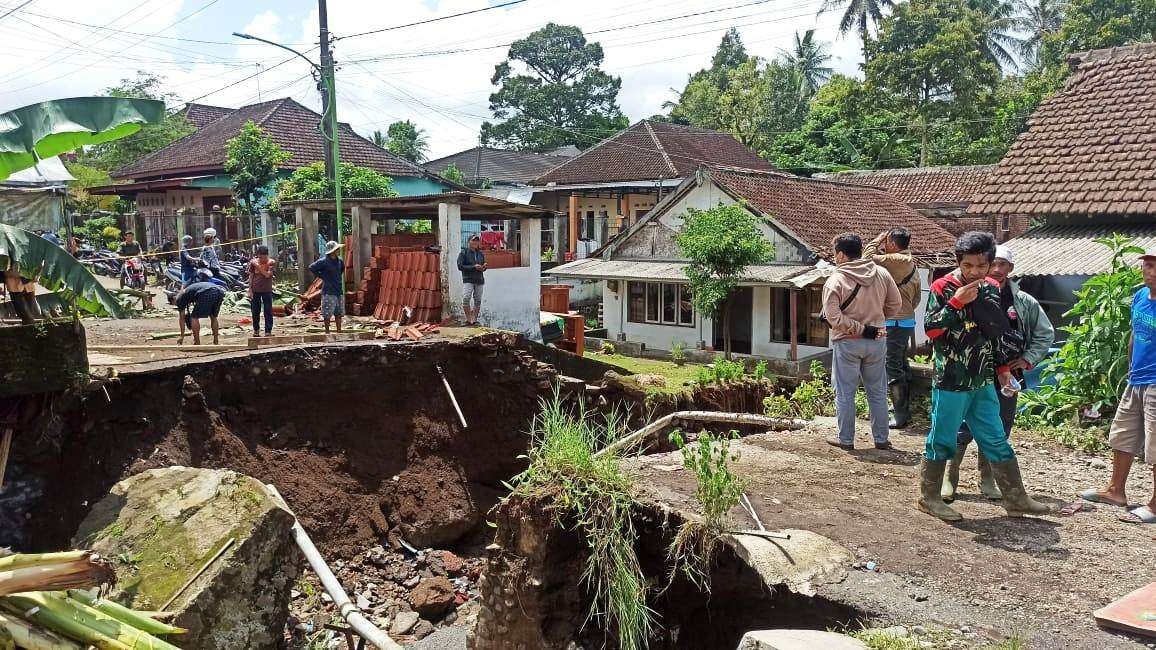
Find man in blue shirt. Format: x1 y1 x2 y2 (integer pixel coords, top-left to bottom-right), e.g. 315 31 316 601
1081 248 1156 524
309 240 345 333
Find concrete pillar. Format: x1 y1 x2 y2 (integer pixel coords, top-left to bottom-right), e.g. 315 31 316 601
520 216 540 277
567 194 578 258
259 210 278 258
437 202 462 322
350 204 372 286
296 206 320 291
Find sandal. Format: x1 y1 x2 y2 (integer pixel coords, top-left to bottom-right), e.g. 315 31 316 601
1059 501 1084 517
1118 506 1156 524
1078 488 1128 507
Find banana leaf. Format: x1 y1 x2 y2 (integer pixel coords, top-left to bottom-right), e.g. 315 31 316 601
0 225 128 318
0 97 164 180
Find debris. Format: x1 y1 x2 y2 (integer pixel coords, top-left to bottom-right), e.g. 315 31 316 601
738 629 868 649
410 576 456 618
391 610 420 635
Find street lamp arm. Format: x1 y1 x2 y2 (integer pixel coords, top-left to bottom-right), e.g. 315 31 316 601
232 32 320 72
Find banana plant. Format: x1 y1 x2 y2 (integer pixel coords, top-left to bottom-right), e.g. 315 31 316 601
0 224 127 318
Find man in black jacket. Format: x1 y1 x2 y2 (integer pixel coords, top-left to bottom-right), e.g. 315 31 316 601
457 235 487 326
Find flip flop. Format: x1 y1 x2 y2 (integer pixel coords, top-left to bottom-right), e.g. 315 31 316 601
1118 506 1156 524
1078 488 1128 507
1059 501 1084 516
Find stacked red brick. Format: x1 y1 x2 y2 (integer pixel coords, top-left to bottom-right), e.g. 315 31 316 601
374 251 441 323
350 233 437 317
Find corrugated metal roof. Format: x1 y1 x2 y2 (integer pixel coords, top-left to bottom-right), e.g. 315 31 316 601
1008 222 1156 276
549 258 821 286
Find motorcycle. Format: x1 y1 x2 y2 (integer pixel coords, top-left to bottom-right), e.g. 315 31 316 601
120 257 147 291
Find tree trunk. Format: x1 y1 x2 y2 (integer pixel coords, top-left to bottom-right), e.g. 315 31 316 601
723 295 733 361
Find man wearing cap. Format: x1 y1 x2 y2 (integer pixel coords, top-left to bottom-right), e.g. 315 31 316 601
457 235 487 326
310 240 346 333
865 228 922 428
1080 248 1156 524
943 244 1054 502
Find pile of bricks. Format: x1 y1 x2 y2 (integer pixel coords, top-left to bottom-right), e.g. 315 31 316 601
378 322 440 341
374 251 442 323
349 233 439 317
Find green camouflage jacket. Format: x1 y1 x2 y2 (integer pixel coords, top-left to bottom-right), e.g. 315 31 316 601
925 272 1011 392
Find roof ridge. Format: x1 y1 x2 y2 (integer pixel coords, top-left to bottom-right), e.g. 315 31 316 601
644 121 678 177
822 164 996 176
531 122 641 184
1069 42 1156 68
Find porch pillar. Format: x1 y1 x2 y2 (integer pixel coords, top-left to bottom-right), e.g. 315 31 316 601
437 201 463 322
260 210 278 259
350 204 371 286
789 288 798 362
296 206 319 291
567 193 578 258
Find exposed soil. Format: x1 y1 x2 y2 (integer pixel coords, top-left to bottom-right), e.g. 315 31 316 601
624 418 1156 649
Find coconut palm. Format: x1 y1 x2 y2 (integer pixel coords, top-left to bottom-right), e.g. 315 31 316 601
968 0 1024 71
371 129 387 148
780 30 834 97
1013 0 1066 64
819 0 894 56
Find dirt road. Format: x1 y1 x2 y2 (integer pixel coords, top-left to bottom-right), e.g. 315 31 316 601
626 417 1156 649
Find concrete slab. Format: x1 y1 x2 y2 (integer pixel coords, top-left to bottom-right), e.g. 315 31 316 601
737 629 867 650
727 529 855 597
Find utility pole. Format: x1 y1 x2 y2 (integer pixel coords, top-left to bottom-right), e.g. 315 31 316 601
317 0 343 241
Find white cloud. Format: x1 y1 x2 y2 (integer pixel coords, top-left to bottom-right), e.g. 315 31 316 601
0 0 871 161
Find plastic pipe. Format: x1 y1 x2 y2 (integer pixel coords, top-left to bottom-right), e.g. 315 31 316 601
265 485 402 650
596 411 806 458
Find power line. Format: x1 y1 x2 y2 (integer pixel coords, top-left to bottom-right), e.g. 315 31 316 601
338 0 530 40
0 0 34 22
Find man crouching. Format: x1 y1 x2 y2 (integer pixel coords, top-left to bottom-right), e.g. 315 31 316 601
917 231 1051 521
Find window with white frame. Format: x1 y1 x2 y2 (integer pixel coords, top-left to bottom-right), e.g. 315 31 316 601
627 281 694 326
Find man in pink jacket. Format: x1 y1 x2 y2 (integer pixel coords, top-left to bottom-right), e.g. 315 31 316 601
822 233 902 450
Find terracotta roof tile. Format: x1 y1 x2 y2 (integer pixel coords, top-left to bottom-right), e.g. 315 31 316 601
816 165 995 206
113 98 429 181
970 44 1156 217
180 103 233 130
424 147 572 185
533 120 775 185
706 166 956 259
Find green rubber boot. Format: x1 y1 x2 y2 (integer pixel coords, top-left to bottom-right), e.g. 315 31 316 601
990 457 1052 517
941 446 964 503
977 452 1003 500
918 459 963 521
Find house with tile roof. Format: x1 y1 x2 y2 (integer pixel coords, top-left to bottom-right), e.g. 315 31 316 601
526 120 777 260
815 165 1027 242
548 165 955 364
968 43 1156 323
91 98 455 247
424 146 573 188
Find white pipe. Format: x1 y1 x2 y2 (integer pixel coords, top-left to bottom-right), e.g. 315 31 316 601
596 411 806 458
265 485 402 650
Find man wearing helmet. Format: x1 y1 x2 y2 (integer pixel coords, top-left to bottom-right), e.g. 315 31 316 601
201 228 221 279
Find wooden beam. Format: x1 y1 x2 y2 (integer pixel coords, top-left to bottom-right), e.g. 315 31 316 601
568 193 579 257
789 288 798 362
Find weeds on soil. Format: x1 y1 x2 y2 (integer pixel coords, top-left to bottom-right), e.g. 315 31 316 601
509 393 654 650
764 360 836 419
666 429 746 591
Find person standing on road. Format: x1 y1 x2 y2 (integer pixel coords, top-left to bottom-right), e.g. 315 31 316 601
179 235 199 286
864 228 922 429
175 271 225 345
457 234 487 326
822 233 902 451
917 231 1050 522
248 244 277 337
944 245 1054 502
309 240 345 333
1080 247 1156 525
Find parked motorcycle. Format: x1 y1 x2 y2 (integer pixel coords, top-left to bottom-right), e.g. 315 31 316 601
120 257 147 291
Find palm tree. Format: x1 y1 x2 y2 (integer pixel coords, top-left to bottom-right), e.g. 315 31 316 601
780 30 834 96
1013 0 1065 66
819 0 894 57
371 130 387 148
968 0 1024 71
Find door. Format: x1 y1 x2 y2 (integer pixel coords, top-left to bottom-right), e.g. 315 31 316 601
713 286 753 355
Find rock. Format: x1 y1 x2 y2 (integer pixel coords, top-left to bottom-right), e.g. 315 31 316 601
384 456 480 547
356 593 371 610
411 576 456 618
439 550 466 576
413 619 435 639
879 626 909 638
1088 458 1108 469
912 625 927 636
391 611 420 635
73 467 302 650
738 629 868 649
634 373 667 388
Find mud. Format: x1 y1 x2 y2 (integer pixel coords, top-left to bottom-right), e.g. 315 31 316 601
8 333 554 557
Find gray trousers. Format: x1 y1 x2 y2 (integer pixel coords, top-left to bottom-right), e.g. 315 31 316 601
832 338 890 444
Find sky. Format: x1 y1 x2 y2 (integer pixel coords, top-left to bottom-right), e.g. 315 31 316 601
0 0 865 160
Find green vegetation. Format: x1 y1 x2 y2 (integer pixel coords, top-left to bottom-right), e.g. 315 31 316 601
763 360 836 419
676 203 774 359
225 120 291 215
1020 236 1142 438
81 72 193 172
384 119 429 163
667 429 746 591
695 358 746 384
509 396 652 650
671 341 686 365
853 627 1025 650
586 351 702 395
440 162 465 184
275 162 398 205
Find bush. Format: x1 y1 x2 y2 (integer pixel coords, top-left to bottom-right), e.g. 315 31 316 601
599 341 615 355
762 360 835 419
75 215 119 245
671 341 686 363
696 359 746 385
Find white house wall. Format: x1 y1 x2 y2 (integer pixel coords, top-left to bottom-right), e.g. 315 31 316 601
602 283 713 350
749 286 829 359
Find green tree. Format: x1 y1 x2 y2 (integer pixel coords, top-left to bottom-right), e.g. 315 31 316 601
968 0 1023 70
1042 0 1156 62
1013 0 1066 66
819 0 895 58
276 162 398 204
371 129 388 148
676 203 773 359
865 0 1000 165
440 162 465 184
667 30 752 123
385 120 429 162
81 72 194 172
780 30 834 97
480 23 629 152
64 162 116 214
224 121 291 215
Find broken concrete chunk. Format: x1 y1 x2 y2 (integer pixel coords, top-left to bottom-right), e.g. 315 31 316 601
391 610 420 635
726 529 854 596
411 575 456 618
738 629 868 650
73 466 302 650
